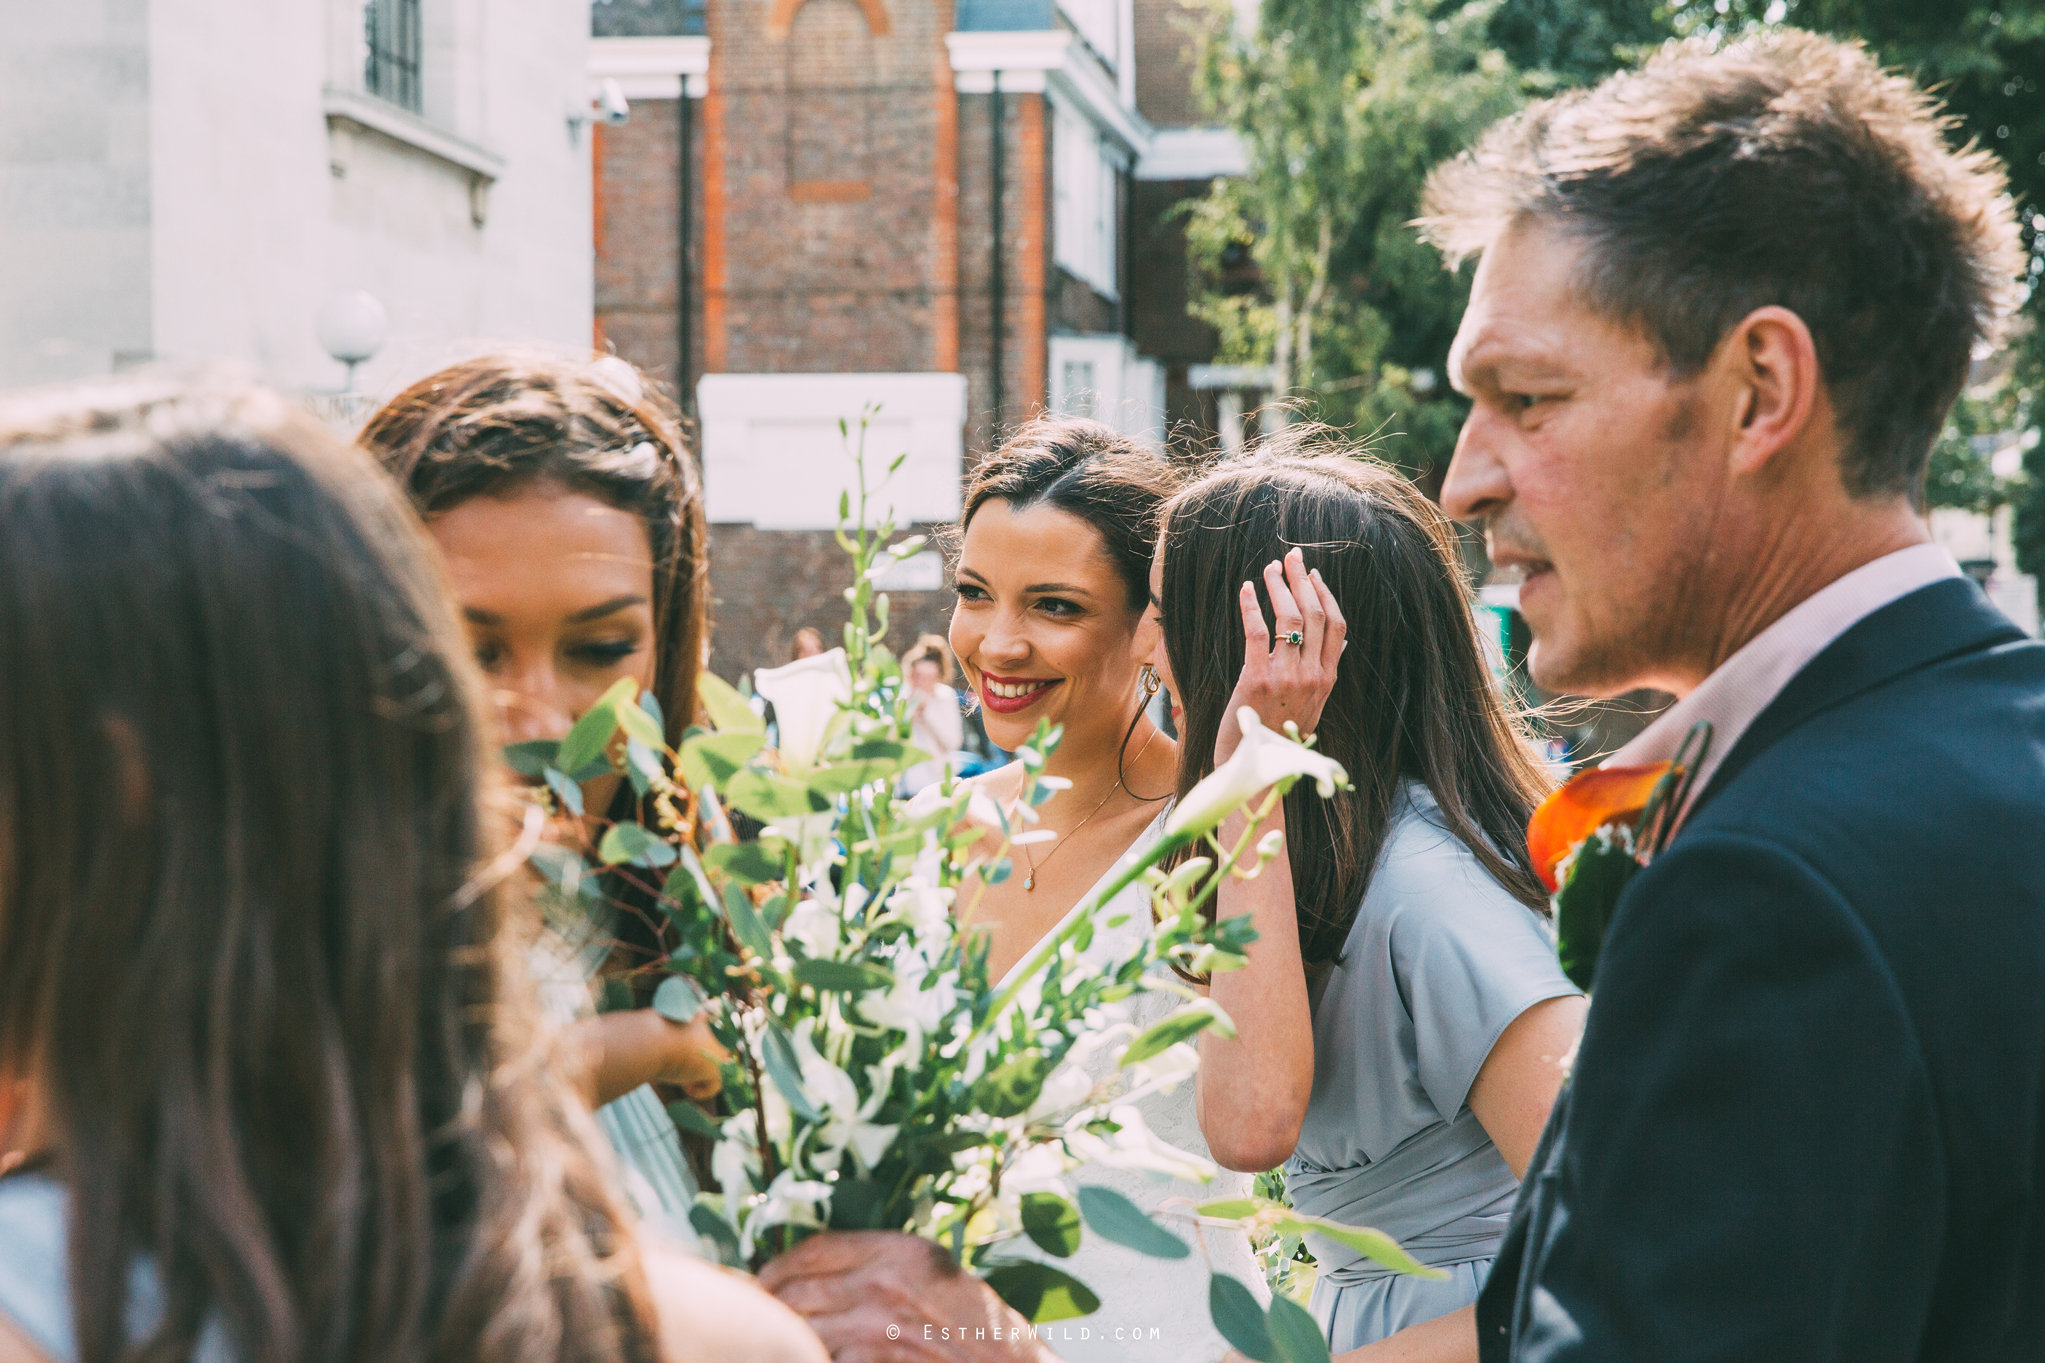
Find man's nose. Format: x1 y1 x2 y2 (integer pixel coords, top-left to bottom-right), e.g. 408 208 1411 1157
1441 407 1514 523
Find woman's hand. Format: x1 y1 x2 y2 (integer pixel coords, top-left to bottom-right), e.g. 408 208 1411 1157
1216 547 1346 767
568 1008 730 1110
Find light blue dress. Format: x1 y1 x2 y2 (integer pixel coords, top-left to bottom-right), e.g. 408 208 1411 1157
0 1170 230 1362
1285 781 1578 1351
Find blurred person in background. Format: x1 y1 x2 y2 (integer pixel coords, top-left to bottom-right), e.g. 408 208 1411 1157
899 633 964 795
0 371 821 1363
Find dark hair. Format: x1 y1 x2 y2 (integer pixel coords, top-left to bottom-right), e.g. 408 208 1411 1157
362 350 709 744
0 373 654 1363
959 416 1182 613
1160 432 1552 964
1420 29 2022 506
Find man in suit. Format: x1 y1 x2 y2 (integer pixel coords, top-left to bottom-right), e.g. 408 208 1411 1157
1427 28 2044 1362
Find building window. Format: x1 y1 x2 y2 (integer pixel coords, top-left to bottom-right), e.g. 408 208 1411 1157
364 0 422 113
1052 98 1118 300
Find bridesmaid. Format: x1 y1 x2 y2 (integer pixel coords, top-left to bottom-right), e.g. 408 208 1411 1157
1152 436 1586 1360
0 372 820 1363
362 351 726 1241
766 418 1267 1363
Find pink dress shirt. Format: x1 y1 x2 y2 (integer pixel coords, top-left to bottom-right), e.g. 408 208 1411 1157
1609 543 1962 808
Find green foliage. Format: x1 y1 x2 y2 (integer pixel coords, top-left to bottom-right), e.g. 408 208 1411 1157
983 1263 1101 1323
1077 1185 1192 1259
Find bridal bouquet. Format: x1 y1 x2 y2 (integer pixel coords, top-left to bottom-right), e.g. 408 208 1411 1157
511 423 1430 1361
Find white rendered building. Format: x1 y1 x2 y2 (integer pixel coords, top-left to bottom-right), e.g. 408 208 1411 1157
2 0 597 395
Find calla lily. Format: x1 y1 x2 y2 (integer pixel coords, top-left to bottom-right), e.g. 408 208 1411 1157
1067 1103 1215 1183
1166 707 1350 837
740 1171 835 1259
1526 762 1669 892
754 648 852 773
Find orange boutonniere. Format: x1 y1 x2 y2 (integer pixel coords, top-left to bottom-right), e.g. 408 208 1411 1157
1528 722 1712 991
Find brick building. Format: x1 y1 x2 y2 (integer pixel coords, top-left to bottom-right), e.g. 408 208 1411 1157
589 0 1241 679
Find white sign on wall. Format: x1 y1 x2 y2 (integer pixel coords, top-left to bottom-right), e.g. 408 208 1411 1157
696 372 969 530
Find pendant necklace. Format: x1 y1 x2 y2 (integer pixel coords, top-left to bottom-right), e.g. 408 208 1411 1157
1015 727 1158 892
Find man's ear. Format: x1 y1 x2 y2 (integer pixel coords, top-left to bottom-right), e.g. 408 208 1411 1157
1724 305 1823 479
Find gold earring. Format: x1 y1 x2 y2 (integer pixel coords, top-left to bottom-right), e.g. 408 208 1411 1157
1140 665 1162 698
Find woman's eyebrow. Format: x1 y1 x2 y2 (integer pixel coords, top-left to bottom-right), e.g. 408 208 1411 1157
1024 582 1092 596
566 594 648 623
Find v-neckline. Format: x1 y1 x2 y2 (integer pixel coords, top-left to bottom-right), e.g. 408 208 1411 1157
993 810 1167 991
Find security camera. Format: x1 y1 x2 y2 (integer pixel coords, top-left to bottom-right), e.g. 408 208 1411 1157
568 79 630 141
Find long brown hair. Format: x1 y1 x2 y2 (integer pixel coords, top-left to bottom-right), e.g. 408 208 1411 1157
0 374 656 1363
362 351 709 745
1159 432 1551 964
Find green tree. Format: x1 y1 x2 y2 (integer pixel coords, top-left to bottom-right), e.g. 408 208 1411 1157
1187 0 1522 477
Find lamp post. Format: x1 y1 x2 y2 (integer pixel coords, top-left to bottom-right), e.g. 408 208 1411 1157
315 290 388 392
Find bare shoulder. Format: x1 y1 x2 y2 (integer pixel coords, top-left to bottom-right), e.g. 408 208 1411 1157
643 1242 829 1363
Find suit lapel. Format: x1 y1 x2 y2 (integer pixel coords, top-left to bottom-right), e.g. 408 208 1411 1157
1687 577 2025 823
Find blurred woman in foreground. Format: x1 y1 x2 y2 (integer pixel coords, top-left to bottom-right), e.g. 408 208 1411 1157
0 373 820 1363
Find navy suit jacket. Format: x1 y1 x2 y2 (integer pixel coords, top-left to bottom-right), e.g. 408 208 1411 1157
1478 577 2045 1360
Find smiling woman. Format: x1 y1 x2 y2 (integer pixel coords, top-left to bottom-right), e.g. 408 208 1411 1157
361 351 728 1248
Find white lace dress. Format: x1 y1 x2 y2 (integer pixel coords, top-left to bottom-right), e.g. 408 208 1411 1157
998 814 1268 1363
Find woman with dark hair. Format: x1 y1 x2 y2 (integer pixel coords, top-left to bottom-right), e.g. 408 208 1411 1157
0 373 821 1363
928 416 1263 1362
361 352 726 1244
1151 434 1585 1359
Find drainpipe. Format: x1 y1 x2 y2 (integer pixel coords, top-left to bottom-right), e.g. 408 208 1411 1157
990 71 1005 446
678 92 695 416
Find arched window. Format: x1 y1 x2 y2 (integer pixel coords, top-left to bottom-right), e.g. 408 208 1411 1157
781 0 888 202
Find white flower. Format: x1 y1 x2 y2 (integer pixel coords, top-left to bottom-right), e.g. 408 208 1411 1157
754 648 853 773
1066 1104 1216 1184
740 1171 835 1260
764 810 838 870
1120 1040 1200 1098
885 875 955 935
782 894 844 957
1024 1060 1098 1123
1166 707 1349 837
861 949 959 1052
1002 1140 1078 1196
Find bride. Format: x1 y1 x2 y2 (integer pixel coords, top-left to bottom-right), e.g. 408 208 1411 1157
767 418 1262 1362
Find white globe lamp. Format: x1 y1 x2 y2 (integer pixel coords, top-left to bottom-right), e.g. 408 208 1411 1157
315 290 388 391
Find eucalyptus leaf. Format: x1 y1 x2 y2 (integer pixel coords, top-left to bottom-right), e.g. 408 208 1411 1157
544 768 584 817
625 738 660 796
503 739 559 776
1076 1185 1189 1259
1020 1192 1081 1258
617 695 666 750
972 1051 1052 1118
679 730 765 791
598 821 678 868
666 1099 723 1140
725 768 832 822
695 670 760 735
556 703 621 777
761 1022 823 1123
721 883 776 962
637 687 665 735
1267 1293 1332 1363
689 1204 743 1267
1273 1213 1443 1279
1123 1000 1233 1066
793 958 894 993
652 974 708 1024
1194 1197 1264 1221
704 840 787 886
1208 1273 1279 1363
981 1263 1099 1323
